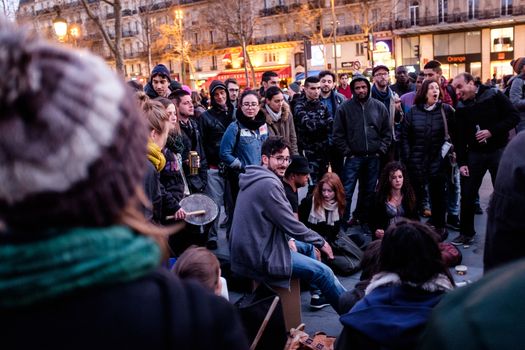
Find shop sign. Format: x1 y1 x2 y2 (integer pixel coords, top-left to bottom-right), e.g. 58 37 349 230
447 56 466 63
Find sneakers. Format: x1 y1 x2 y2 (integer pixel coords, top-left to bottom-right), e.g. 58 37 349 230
310 294 330 310
422 209 432 218
475 204 483 215
451 234 474 246
446 215 461 231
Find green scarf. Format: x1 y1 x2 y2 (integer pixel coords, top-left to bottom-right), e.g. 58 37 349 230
0 226 161 308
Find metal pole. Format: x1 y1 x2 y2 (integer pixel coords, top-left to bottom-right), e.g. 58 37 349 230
180 17 185 85
330 0 338 77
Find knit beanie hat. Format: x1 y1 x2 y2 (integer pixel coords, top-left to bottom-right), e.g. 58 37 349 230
0 21 147 232
511 57 525 74
150 64 171 82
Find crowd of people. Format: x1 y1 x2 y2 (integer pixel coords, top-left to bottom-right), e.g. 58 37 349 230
2 19 525 350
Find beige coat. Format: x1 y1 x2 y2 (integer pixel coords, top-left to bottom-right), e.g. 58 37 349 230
260 100 299 155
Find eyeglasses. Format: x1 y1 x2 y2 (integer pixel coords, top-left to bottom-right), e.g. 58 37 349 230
228 88 239 92
270 156 291 165
242 102 259 108
374 72 389 77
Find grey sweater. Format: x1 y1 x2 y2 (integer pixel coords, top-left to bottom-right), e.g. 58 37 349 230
229 165 325 288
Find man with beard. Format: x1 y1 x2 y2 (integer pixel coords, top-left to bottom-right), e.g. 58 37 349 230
333 75 391 229
144 64 172 99
390 66 415 97
319 70 345 175
229 137 346 313
293 76 332 184
199 80 234 249
371 65 402 162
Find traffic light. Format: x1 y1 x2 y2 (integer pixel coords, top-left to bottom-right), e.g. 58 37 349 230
414 44 420 58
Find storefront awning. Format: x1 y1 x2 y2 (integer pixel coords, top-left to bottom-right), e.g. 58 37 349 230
205 65 291 88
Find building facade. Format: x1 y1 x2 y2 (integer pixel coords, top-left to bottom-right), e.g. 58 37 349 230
16 0 525 88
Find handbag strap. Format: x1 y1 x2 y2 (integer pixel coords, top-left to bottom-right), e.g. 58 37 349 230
440 105 450 142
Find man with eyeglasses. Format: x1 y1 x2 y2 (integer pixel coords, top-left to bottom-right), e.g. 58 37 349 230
229 137 346 314
333 74 391 230
370 66 402 161
224 78 240 113
293 76 333 185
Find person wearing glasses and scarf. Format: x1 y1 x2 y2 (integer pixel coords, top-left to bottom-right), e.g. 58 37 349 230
220 90 269 231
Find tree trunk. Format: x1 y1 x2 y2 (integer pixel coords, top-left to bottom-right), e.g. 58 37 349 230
241 36 250 87
114 0 124 74
246 49 257 89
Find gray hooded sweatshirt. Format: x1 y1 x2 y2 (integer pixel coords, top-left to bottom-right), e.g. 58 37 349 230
229 165 325 288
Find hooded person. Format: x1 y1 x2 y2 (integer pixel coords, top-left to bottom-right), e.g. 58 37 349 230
199 80 235 249
144 64 172 99
333 74 392 228
0 20 247 350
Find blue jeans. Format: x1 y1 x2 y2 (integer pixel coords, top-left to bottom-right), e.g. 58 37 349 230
342 155 380 223
291 249 347 314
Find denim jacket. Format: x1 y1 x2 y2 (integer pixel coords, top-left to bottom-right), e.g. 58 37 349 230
220 121 269 169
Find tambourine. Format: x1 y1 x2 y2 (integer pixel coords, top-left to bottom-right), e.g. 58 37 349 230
166 193 218 226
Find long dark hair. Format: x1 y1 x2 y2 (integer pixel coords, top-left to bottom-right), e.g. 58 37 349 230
376 161 416 214
380 220 454 285
414 80 443 106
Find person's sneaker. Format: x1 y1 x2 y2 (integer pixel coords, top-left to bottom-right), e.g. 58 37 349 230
451 234 474 246
446 215 461 231
422 209 432 218
310 294 330 310
475 204 483 215
206 240 218 250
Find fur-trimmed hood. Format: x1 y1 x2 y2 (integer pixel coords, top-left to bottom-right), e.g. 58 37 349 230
365 272 454 295
260 98 292 125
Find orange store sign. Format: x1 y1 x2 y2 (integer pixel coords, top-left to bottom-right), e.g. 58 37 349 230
447 56 466 63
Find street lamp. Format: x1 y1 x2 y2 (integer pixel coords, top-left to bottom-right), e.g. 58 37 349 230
53 8 68 41
174 8 184 85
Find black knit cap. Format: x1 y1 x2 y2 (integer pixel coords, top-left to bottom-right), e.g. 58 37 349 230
0 20 147 232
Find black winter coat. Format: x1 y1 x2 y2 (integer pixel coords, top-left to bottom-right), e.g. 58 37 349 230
293 95 332 160
199 106 235 167
401 103 455 181
455 84 519 166
159 149 186 219
179 119 208 193
2 268 249 350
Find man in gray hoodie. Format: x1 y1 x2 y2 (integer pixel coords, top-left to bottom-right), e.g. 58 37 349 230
229 137 346 313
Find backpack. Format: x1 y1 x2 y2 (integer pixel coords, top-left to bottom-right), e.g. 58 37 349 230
325 232 363 276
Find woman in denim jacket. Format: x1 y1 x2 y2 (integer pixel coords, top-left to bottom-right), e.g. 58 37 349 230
220 90 269 217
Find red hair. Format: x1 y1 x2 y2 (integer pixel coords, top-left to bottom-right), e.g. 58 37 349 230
313 172 346 216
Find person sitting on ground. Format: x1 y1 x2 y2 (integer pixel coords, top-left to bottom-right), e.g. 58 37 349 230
0 20 247 350
370 161 419 239
336 220 455 350
172 246 229 299
299 172 346 243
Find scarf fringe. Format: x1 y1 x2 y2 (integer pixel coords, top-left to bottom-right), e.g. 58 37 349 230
365 272 454 295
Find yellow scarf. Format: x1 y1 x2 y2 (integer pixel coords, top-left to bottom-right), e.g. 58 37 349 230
147 139 166 172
